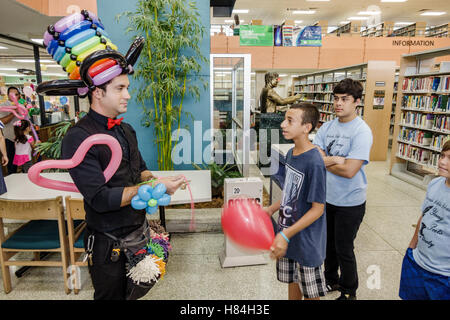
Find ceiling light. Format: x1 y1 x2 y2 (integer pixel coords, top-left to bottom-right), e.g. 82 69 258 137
232 9 249 14
348 17 370 20
394 22 413 25
358 11 381 15
0 46 8 50
294 20 303 24
0 73 23 77
13 59 53 63
279 74 288 77
293 10 316 14
31 39 44 45
340 21 350 24
0 67 16 71
42 64 62 68
420 11 446 16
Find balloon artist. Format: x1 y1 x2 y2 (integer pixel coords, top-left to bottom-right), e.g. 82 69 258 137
36 9 184 300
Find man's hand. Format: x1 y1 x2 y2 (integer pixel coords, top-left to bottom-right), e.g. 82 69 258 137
156 175 185 195
269 232 289 260
1 155 8 166
331 156 346 165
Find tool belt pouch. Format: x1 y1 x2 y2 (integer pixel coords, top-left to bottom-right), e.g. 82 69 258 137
103 220 170 300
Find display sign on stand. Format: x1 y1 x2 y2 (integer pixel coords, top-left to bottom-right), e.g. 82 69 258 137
219 177 268 268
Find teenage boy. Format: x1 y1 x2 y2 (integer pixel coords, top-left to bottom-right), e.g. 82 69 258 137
313 78 373 300
399 140 450 300
265 103 327 300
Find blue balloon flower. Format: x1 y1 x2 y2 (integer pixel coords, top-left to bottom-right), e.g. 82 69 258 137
131 183 171 215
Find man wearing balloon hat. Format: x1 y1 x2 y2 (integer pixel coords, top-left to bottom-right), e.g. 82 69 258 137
37 10 184 300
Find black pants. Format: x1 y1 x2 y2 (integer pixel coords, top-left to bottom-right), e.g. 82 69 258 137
5 139 16 175
84 228 128 300
325 202 366 296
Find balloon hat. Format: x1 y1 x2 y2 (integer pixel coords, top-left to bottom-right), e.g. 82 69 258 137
37 9 144 98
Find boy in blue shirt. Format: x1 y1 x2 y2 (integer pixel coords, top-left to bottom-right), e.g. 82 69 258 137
313 78 373 300
399 140 450 300
265 103 327 300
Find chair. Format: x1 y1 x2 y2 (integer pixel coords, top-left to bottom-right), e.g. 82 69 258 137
0 196 70 294
65 196 87 294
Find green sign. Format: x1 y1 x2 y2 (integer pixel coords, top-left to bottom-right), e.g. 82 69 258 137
239 25 273 46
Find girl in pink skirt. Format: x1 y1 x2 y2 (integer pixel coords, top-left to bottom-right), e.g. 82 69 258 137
13 120 35 173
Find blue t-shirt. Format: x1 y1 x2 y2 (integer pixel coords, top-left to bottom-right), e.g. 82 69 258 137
277 147 327 267
313 117 373 206
413 177 450 277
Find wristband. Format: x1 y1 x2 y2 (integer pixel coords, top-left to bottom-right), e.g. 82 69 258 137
280 231 290 243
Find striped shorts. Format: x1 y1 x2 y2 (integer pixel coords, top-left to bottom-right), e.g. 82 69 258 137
277 257 327 299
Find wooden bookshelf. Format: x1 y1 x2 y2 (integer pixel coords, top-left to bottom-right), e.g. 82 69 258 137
425 23 450 38
390 47 450 190
390 22 427 37
292 61 397 160
361 21 394 37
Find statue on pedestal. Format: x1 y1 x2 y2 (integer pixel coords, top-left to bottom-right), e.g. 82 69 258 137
259 72 300 113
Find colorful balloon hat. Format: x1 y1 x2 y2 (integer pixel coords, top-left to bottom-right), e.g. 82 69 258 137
37 9 144 98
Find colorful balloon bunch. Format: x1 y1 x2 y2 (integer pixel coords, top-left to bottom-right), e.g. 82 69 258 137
131 183 172 215
38 9 144 98
43 10 117 83
126 230 171 286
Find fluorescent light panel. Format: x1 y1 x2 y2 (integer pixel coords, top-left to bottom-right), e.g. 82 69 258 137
0 46 8 50
293 10 316 14
13 59 53 63
358 11 381 15
420 12 446 16
294 20 303 24
232 9 249 14
395 22 414 25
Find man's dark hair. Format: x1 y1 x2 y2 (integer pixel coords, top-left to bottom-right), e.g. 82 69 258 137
290 103 320 133
333 78 363 101
86 68 128 104
442 140 450 153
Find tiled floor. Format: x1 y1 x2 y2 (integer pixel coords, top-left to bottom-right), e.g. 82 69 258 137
0 155 426 300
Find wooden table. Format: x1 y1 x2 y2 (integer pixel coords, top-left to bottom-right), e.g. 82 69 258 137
1 170 212 227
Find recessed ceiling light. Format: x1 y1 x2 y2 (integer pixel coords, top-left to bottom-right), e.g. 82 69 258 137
293 10 316 14
394 22 414 25
294 20 303 24
0 67 16 71
0 46 8 50
233 9 249 14
348 17 370 20
358 11 381 15
420 11 446 16
340 21 350 24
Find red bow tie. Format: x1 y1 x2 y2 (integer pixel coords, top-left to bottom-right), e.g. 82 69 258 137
107 117 123 130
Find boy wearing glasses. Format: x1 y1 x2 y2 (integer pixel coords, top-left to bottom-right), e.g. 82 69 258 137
313 78 373 300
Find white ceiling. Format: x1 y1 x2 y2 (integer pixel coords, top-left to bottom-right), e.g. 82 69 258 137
211 0 450 28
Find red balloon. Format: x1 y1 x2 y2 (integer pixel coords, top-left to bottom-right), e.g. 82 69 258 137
221 198 275 251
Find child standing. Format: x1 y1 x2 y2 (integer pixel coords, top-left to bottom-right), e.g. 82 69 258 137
399 140 450 300
265 103 327 300
13 120 35 173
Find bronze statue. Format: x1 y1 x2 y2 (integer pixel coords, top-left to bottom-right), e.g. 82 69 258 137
259 72 300 113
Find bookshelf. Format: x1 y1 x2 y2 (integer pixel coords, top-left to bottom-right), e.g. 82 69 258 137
389 22 427 37
389 68 400 148
390 47 450 190
361 21 394 37
292 61 397 160
328 21 361 36
425 23 450 38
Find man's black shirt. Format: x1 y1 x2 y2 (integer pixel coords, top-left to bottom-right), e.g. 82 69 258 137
61 109 148 234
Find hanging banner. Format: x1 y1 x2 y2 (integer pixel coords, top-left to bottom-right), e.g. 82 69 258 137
239 25 274 46
295 26 322 47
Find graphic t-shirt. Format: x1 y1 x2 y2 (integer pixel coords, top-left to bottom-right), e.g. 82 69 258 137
413 177 450 277
313 116 373 206
277 147 327 267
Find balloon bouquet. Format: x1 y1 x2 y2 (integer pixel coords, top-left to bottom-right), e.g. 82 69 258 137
27 9 189 290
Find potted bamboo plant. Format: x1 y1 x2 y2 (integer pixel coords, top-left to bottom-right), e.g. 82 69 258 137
119 0 207 170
